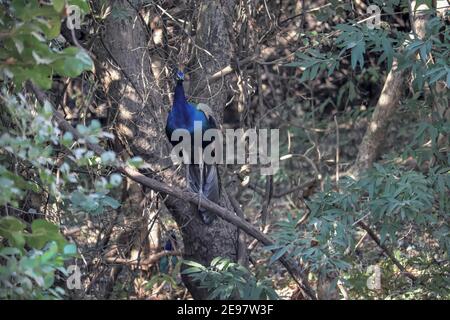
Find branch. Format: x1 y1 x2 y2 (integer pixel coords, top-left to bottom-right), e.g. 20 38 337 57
260 175 273 228
105 250 182 267
28 82 317 300
349 58 406 176
357 221 417 282
207 55 256 83
228 193 249 268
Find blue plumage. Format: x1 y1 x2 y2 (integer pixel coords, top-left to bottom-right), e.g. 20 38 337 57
159 231 178 274
165 70 219 225
165 70 215 144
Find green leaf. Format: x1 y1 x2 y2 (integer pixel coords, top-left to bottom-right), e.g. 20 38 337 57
53 0 65 12
109 173 122 187
62 131 74 147
414 0 433 10
68 0 90 13
32 219 59 234
87 119 101 132
183 260 205 268
41 241 58 263
53 48 93 77
211 256 222 267
43 272 55 289
0 216 26 232
0 247 21 257
269 246 289 265
428 68 447 85
10 231 26 249
63 243 77 256
70 190 85 207
127 156 144 168
181 267 202 275
29 65 53 89
0 217 26 248
101 151 116 164
446 69 450 88
351 40 365 70
27 219 66 250
102 196 120 209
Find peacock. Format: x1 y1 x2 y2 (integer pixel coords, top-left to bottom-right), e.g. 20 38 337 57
159 231 178 274
165 70 220 225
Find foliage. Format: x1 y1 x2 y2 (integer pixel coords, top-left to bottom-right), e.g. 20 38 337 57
268 163 449 298
0 91 121 217
271 1 450 299
0 216 78 299
290 2 450 88
146 258 182 292
181 258 279 300
0 0 122 299
0 0 92 89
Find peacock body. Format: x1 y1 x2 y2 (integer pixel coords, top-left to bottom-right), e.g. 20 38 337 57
165 70 220 225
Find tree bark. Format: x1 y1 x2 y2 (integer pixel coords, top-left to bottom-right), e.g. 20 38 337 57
350 59 406 176
175 0 243 299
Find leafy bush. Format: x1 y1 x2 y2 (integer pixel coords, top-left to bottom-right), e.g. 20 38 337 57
0 0 92 89
268 163 449 298
288 6 450 89
182 258 279 300
0 216 77 299
0 0 122 299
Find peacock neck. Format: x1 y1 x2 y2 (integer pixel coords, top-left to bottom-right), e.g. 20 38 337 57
174 80 187 110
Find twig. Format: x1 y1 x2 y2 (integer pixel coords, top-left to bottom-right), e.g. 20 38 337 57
334 115 340 186
243 175 317 199
295 210 311 228
70 27 83 50
105 250 182 267
280 153 321 180
274 178 317 198
260 175 273 228
357 221 417 282
208 55 255 82
228 193 248 268
354 230 368 251
247 224 270 254
278 3 332 25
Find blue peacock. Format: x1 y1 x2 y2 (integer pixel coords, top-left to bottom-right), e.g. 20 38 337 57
165 70 219 225
159 231 178 274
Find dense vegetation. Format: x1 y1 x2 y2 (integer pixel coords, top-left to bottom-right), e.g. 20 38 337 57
0 0 448 300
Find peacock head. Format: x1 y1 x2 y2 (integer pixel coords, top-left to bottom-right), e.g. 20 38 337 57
175 70 185 81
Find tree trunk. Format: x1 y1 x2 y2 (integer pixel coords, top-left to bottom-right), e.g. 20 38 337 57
350 59 406 176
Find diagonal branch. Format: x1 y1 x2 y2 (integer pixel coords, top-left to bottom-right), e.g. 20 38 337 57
357 221 417 282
